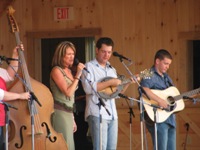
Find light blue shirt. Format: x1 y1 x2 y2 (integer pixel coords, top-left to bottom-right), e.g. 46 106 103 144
81 59 118 121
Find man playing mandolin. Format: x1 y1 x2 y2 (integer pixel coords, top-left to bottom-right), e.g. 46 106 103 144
81 37 136 150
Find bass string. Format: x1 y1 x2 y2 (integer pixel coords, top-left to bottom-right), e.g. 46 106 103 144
14 27 43 134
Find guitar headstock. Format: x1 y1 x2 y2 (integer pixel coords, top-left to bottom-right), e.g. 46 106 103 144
7 6 19 33
139 69 153 79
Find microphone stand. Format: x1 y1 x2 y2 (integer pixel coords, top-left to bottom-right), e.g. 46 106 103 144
183 123 190 150
118 58 151 150
119 93 170 150
97 97 111 150
153 107 158 150
14 72 42 150
6 61 41 150
129 106 134 150
121 95 135 150
138 86 149 150
1 102 17 150
82 73 111 150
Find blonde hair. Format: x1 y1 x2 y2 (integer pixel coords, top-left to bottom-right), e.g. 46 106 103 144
52 41 76 68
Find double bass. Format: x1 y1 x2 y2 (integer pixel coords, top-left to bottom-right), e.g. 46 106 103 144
7 6 68 150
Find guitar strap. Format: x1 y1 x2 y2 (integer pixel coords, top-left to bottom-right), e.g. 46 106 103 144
164 75 173 88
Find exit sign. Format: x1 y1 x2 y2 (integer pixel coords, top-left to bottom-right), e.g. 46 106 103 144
54 7 74 21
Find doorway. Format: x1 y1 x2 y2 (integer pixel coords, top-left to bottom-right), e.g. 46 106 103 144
41 37 87 88
193 40 200 89
26 27 101 83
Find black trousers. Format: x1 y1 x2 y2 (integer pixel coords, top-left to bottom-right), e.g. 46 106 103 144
0 126 4 150
74 112 92 150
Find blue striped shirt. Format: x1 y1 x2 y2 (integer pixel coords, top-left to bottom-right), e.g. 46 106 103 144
81 59 118 121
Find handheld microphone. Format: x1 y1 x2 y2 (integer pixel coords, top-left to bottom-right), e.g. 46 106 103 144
183 96 194 100
74 58 90 73
0 101 18 110
113 51 131 62
183 96 199 104
118 93 128 99
0 56 19 64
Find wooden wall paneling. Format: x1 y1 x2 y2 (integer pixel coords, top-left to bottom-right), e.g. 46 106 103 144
162 0 178 48
177 108 200 149
178 31 200 40
177 0 190 31
23 0 33 31
32 1 55 30
188 0 200 31
26 28 101 39
193 2 200 31
134 0 145 59
117 108 154 150
76 0 101 28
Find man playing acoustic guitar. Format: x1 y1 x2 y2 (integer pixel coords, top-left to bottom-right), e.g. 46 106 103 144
140 49 176 150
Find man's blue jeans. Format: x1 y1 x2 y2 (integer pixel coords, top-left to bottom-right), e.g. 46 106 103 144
146 122 176 150
87 116 118 150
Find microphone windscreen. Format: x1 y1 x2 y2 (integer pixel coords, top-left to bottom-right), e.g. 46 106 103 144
73 58 79 66
113 51 119 56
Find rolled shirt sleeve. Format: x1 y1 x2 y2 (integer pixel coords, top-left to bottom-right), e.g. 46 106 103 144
0 89 5 100
0 68 14 82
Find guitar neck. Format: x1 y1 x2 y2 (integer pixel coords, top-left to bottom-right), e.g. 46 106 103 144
174 87 200 100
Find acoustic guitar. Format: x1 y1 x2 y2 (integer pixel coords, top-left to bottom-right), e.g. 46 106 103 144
142 86 200 123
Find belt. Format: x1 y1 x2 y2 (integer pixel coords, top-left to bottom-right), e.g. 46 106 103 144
54 101 74 113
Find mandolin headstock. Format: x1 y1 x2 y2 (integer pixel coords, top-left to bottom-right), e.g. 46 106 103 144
7 6 19 33
139 69 153 79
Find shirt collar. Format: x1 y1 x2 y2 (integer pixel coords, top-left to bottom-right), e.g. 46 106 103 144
151 66 167 78
93 58 111 68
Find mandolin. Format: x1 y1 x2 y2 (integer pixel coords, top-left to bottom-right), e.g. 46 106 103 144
98 69 153 99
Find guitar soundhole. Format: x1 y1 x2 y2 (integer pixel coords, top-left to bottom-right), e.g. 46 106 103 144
167 96 176 112
167 96 175 104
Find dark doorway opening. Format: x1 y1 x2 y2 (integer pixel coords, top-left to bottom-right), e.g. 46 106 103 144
193 40 200 89
41 37 86 88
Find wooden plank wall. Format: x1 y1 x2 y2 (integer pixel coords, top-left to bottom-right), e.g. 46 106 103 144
0 0 200 149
